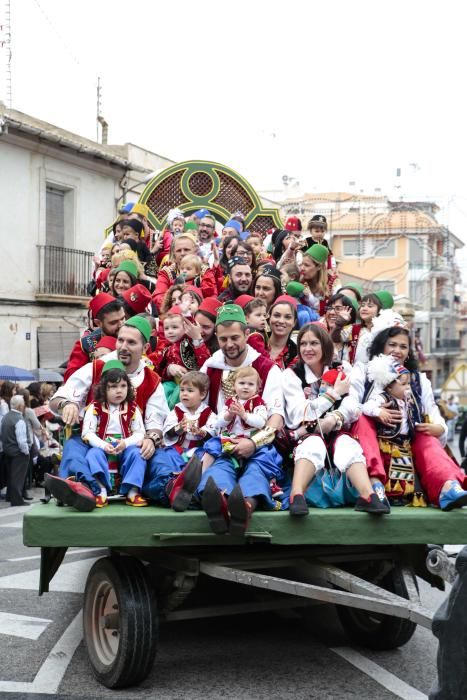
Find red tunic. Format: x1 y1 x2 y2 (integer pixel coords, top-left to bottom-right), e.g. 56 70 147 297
150 337 211 381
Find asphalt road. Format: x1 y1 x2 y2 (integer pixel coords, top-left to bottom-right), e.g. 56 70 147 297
0 443 464 700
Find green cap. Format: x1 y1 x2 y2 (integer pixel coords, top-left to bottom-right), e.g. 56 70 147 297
117 260 138 278
215 304 246 326
286 281 306 298
116 260 138 279
374 290 394 309
343 295 359 313
184 220 198 231
124 316 152 342
102 359 126 375
305 243 329 264
341 282 363 298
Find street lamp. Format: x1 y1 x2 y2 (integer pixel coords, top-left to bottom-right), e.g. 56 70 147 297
116 169 161 209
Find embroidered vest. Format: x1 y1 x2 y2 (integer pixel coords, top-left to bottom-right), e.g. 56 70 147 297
173 404 213 451
89 360 160 418
91 400 138 440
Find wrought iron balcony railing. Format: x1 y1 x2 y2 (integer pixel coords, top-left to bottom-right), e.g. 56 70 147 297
37 245 94 297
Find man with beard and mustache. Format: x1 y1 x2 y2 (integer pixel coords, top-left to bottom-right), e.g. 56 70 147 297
218 257 254 303
46 317 169 509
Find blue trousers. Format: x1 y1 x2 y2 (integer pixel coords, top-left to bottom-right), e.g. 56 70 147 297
197 445 288 510
84 445 146 495
59 435 101 493
142 446 204 506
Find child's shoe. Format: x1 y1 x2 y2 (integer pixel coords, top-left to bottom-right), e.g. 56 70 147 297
270 479 284 499
439 483 467 511
44 473 95 512
354 493 390 515
201 476 229 534
126 492 148 507
289 493 309 517
95 494 109 508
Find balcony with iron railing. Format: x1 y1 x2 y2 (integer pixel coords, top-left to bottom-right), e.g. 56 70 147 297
36 245 94 303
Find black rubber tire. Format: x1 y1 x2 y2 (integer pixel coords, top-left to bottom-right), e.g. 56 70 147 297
83 556 158 688
336 566 417 650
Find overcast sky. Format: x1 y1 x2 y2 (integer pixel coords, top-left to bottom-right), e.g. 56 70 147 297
1 0 466 274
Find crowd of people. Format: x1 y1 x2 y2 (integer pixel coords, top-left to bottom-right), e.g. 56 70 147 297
5 200 467 532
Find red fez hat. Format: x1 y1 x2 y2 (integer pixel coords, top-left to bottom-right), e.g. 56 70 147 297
95 336 117 351
197 297 222 317
167 305 183 316
272 294 298 309
321 368 346 385
88 292 116 319
285 216 302 232
121 284 152 313
183 285 203 300
235 294 255 309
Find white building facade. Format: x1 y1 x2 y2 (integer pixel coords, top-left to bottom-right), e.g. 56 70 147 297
0 104 173 369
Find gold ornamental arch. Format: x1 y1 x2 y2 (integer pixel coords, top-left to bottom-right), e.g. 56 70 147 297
138 160 283 234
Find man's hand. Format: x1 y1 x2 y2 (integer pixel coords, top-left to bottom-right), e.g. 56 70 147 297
140 438 156 459
230 437 256 458
377 402 402 426
62 402 79 426
415 423 445 438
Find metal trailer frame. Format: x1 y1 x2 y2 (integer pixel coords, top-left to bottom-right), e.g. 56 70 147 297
36 541 455 690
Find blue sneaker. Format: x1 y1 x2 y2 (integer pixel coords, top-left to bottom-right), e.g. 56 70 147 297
439 483 467 511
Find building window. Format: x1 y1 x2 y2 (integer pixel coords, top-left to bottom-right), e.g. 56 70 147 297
371 238 395 257
342 238 362 256
409 280 429 305
46 184 74 248
409 238 425 266
372 280 396 294
46 186 65 247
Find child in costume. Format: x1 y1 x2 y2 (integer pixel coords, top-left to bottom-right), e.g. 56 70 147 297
142 371 217 510
235 295 268 355
201 367 268 470
81 360 148 507
152 302 211 385
364 354 426 506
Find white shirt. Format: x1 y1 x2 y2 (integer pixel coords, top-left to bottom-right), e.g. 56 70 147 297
282 362 360 429
214 398 268 437
163 402 218 451
82 402 145 450
200 346 285 418
52 351 169 431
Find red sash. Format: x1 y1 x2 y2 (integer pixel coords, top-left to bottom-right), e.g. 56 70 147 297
348 324 362 364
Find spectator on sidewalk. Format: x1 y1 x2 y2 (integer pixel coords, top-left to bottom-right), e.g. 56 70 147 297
1 395 30 507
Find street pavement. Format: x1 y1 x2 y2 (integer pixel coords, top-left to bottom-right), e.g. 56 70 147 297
0 442 465 700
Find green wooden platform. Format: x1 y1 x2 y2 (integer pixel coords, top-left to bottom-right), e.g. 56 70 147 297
23 502 467 548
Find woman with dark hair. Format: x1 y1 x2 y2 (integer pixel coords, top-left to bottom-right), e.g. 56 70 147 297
254 269 282 311
349 326 467 510
111 260 139 297
321 292 358 362
195 298 221 354
219 235 240 275
235 241 257 275
266 296 298 369
282 323 388 517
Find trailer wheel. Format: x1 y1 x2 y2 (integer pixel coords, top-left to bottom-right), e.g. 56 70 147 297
336 566 417 650
83 556 158 688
